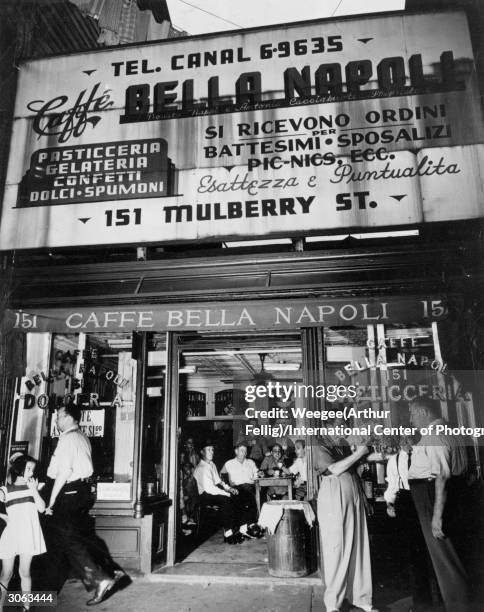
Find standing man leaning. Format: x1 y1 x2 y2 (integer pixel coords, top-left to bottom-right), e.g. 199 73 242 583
45 400 123 605
408 396 469 612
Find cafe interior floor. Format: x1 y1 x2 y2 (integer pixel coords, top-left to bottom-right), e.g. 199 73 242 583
156 528 320 584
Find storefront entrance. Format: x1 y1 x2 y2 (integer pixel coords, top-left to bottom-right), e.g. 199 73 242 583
3 296 481 585
171 331 303 568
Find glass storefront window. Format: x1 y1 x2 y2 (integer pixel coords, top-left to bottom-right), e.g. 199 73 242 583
143 334 167 497
323 322 481 486
325 323 442 419
12 332 138 501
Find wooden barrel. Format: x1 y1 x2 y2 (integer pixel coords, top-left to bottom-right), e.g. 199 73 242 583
267 508 309 577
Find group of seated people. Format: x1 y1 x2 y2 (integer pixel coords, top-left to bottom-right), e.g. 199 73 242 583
179 435 307 544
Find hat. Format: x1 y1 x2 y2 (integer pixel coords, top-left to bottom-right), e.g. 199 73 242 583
200 440 215 450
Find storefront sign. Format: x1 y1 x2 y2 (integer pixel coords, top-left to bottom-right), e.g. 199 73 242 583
50 409 105 437
4 296 448 333
10 441 29 456
96 482 131 501
0 12 483 249
17 139 175 207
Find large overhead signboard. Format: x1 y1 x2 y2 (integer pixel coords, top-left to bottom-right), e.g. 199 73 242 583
0 11 483 249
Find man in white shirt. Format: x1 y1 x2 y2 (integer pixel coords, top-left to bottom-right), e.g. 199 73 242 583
408 397 469 612
194 443 245 544
221 443 262 538
384 439 432 611
288 440 307 500
221 443 259 487
236 419 269 465
45 401 123 604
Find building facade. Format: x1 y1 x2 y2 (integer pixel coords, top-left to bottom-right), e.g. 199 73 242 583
0 6 483 574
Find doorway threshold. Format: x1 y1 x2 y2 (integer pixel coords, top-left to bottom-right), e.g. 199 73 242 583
149 562 320 586
154 528 319 585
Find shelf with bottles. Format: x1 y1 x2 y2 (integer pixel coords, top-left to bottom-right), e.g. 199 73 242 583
181 382 247 421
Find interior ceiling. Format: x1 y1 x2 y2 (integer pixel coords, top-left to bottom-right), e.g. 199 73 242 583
176 332 301 379
182 349 302 379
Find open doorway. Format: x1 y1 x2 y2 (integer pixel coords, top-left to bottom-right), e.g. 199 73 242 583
174 331 303 568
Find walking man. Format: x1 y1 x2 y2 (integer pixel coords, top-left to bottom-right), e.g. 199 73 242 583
45 401 123 605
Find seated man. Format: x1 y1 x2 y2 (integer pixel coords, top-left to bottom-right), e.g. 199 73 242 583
193 443 244 544
266 417 296 463
288 439 307 500
221 442 263 539
236 419 269 466
260 443 291 500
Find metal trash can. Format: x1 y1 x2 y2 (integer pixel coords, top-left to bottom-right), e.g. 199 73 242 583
266 502 310 577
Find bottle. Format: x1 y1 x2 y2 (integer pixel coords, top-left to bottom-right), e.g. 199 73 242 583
361 463 374 500
376 462 386 485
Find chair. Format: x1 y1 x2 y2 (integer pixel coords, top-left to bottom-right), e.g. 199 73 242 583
194 499 221 539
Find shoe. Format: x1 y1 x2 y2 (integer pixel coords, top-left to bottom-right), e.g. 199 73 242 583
223 532 244 544
244 524 263 539
186 519 196 526
249 524 264 538
86 577 116 605
113 569 131 591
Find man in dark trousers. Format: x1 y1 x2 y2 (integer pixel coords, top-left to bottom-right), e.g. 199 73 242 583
221 442 263 538
193 443 255 543
44 401 123 605
408 396 469 612
384 437 433 611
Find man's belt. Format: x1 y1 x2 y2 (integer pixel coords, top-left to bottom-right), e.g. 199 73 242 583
62 478 91 492
408 478 434 483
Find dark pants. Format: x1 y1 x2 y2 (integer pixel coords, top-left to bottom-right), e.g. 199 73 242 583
394 489 433 610
201 492 238 532
44 481 115 592
410 479 469 612
233 484 258 526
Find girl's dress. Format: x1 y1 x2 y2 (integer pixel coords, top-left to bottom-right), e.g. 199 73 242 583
0 483 46 558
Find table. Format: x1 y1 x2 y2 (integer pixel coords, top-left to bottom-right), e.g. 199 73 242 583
255 477 293 513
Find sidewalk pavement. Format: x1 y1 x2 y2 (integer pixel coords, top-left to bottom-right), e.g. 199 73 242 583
56 579 317 612
54 577 413 612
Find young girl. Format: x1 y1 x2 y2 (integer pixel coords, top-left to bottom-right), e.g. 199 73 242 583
0 454 46 611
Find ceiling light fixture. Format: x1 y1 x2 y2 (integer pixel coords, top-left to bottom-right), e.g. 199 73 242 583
264 363 301 371
179 366 197 374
